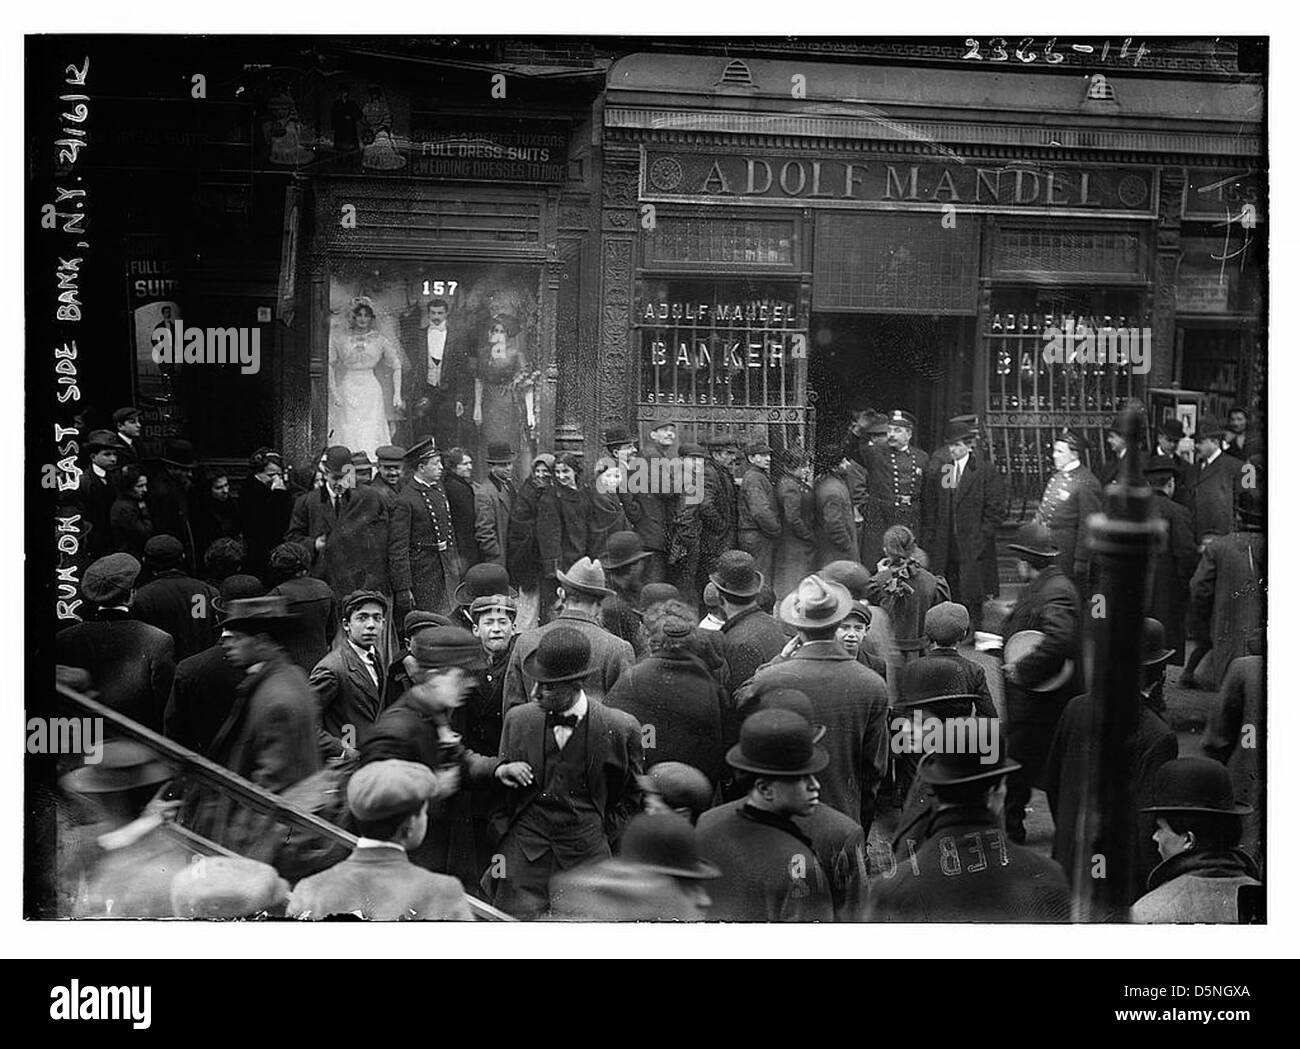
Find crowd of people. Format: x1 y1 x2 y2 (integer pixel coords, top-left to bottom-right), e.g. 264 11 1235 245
50 401 1265 922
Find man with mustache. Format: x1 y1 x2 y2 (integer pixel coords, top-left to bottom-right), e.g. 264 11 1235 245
857 410 929 567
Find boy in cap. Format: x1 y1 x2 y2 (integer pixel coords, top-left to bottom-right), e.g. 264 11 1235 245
696 708 835 921
56 553 175 731
287 759 473 920
867 746 1070 922
1035 428 1102 587
917 602 996 716
737 440 781 583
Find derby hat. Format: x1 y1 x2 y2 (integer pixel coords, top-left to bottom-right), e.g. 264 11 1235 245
756 686 827 743
82 553 142 605
1006 521 1060 562
603 424 636 450
1055 428 1089 454
640 582 683 612
1003 629 1075 692
888 409 917 431
1141 757 1253 816
1141 617 1177 667
1159 418 1188 443
485 441 516 464
375 444 406 465
212 574 267 617
779 574 854 630
341 588 388 619
409 625 487 671
59 741 174 795
112 406 142 426
85 429 123 453
158 438 198 468
619 813 720 880
895 657 986 711
1193 416 1228 441
403 610 454 637
556 557 615 598
322 445 353 474
220 595 299 637
726 708 829 778
709 550 764 599
925 601 971 647
453 562 519 607
704 431 740 450
602 530 653 571
918 742 1020 786
818 560 872 600
523 626 595 684
642 762 715 818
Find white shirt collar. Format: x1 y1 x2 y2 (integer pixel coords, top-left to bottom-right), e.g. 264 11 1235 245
562 690 590 722
1205 448 1222 466
356 838 406 852
92 463 107 479
1061 459 1081 473
952 451 970 468
347 638 375 662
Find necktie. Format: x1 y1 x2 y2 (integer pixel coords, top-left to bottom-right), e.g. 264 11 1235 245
953 458 964 488
546 712 579 729
361 648 378 687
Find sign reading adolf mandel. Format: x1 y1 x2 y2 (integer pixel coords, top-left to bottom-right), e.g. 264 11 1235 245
643 151 1158 216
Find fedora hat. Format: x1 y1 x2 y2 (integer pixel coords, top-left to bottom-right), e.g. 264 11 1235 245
1006 522 1060 562
779 574 853 630
485 441 516 464
523 626 595 684
918 742 1020 786
1143 454 1180 483
85 429 123 453
59 741 174 795
556 557 615 598
453 562 519 607
1004 629 1075 692
709 550 764 599
1193 416 1227 441
619 813 720 880
603 531 653 571
1140 617 1177 667
221 595 299 636
943 417 979 444
726 708 829 778
158 438 198 468
1141 757 1253 816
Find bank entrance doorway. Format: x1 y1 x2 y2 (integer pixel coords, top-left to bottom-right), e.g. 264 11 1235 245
808 312 975 455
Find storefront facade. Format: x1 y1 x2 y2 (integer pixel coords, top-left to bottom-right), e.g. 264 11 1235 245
597 53 1263 513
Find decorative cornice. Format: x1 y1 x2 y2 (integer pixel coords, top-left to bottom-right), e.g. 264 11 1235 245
605 107 1260 159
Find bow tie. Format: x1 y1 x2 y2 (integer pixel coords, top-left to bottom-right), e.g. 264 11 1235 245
546 712 579 729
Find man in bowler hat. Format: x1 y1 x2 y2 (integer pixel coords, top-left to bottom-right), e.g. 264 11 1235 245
488 627 644 919
696 708 835 921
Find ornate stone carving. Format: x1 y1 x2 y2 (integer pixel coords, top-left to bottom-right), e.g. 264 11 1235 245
598 236 634 426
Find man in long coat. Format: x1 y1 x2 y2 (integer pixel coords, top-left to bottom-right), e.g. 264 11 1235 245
737 441 782 583
389 438 462 618
813 452 858 568
922 419 1003 629
475 441 516 566
1189 489 1265 689
1143 456 1198 666
1188 416 1246 544
698 434 740 598
999 522 1083 845
285 445 393 603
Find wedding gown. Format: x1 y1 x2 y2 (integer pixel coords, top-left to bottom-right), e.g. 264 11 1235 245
330 328 400 459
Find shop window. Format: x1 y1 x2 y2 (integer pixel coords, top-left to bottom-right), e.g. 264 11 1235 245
644 215 796 268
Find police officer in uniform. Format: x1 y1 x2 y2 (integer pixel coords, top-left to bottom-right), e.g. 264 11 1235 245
858 410 929 567
1034 428 1103 590
390 437 462 618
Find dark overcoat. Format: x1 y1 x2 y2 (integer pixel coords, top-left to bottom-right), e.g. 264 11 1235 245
697 458 738 580
164 642 242 755
310 640 388 757
131 569 219 662
1188 451 1245 542
737 466 781 580
286 484 394 601
55 610 175 731
921 451 1003 607
1035 465 1103 584
1147 491 1197 665
388 478 461 614
813 469 858 568
773 473 816 600
503 610 634 714
268 575 339 674
1190 529 1264 688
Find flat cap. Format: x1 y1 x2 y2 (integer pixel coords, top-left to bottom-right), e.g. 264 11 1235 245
704 431 740 449
112 406 142 425
375 444 407 464
171 856 289 919
341 589 388 619
143 533 185 569
404 609 454 637
925 601 971 646
409 625 487 670
347 759 440 822
82 553 142 605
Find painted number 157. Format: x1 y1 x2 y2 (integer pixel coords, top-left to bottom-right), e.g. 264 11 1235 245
423 280 459 296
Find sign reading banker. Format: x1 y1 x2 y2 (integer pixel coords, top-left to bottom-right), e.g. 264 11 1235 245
642 151 1157 215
